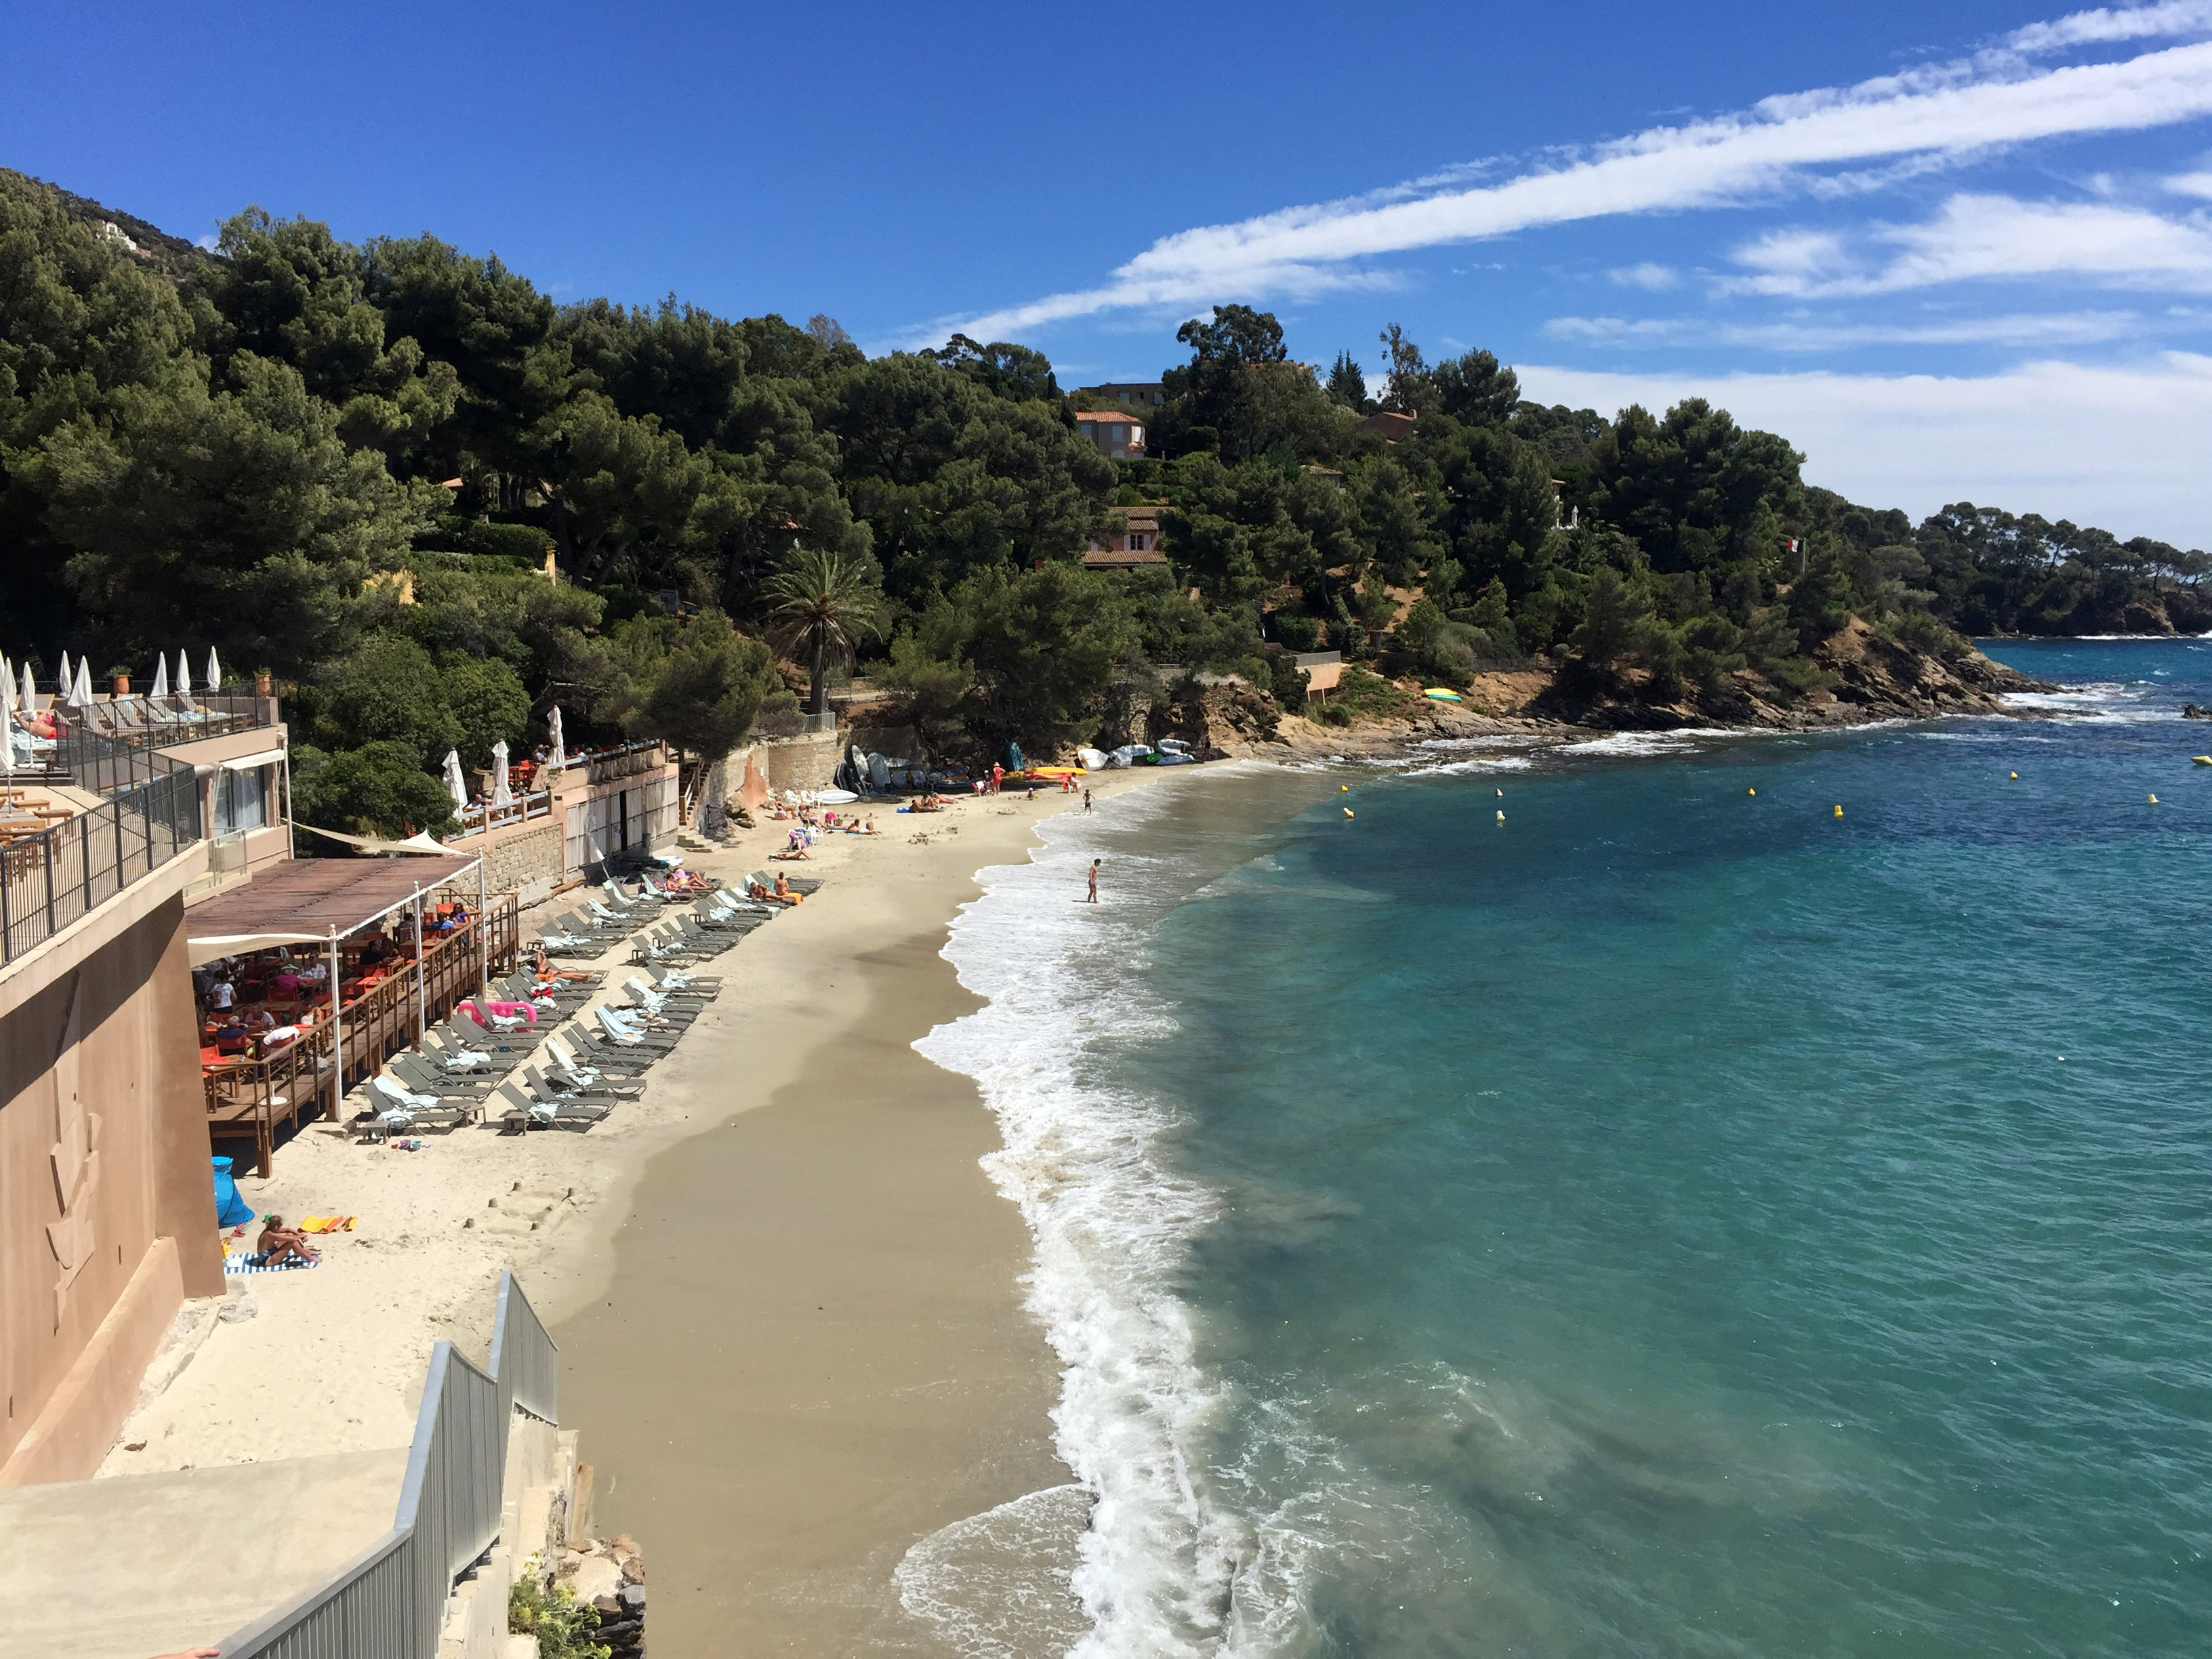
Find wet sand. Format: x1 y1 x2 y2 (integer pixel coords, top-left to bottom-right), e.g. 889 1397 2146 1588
535 780 1181 1653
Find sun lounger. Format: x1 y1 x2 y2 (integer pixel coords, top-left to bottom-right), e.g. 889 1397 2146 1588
640 964 720 993
389 1052 497 1096
491 1078 609 1134
546 1029 654 1080
523 1062 643 1102
594 1006 680 1048
365 1073 476 1138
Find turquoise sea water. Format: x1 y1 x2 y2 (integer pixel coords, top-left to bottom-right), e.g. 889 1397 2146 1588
916 639 2212 1658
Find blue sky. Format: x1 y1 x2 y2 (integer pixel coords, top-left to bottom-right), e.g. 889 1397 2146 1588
7 0 2212 543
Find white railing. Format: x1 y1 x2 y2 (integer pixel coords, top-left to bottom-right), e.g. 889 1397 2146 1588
215 1272 558 1659
447 789 555 841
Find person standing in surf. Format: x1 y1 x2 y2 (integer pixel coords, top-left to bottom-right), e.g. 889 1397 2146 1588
1086 859 1101 903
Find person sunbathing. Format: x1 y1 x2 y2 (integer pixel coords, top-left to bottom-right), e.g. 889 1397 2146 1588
774 872 803 905
532 945 595 984
255 1214 321 1265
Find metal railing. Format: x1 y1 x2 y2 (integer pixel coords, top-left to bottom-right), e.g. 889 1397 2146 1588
1 758 201 966
68 693 276 777
216 1271 558 1659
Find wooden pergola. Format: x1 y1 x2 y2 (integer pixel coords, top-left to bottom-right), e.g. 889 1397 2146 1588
189 854 520 1174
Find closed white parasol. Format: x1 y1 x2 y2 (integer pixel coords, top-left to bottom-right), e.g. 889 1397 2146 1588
490 740 513 808
443 749 468 812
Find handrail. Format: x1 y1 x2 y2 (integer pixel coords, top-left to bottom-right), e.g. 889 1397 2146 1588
216 1272 556 1659
1 758 201 966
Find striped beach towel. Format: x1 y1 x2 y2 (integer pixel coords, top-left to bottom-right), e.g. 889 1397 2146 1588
224 1252 323 1275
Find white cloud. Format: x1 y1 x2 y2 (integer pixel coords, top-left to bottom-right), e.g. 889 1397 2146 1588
1544 310 2147 348
2006 0 2212 54
1728 192 2212 295
1610 262 1680 289
2169 167 2212 194
1516 353 2212 544
934 21 2212 342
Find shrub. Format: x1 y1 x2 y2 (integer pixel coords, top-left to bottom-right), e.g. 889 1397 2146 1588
1269 610 1322 651
509 1560 611 1659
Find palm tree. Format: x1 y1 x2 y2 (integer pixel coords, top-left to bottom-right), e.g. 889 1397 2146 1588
761 548 888 717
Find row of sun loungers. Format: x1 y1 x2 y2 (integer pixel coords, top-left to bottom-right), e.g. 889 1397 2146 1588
352 870 818 1143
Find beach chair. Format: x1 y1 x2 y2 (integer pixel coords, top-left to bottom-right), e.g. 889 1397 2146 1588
364 1073 476 1139
432 1016 533 1060
491 1078 609 1134
389 1052 498 1097
537 917 600 954
546 1029 654 1082
640 963 720 994
594 1005 681 1050
618 977 702 1023
523 1061 642 1103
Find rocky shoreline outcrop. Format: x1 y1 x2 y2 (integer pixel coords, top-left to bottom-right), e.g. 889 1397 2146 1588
1191 623 2057 761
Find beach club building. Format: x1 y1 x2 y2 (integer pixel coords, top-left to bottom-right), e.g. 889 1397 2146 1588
2 680 293 1483
0 676 533 1480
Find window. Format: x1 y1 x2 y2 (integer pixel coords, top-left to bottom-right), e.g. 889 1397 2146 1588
215 765 268 835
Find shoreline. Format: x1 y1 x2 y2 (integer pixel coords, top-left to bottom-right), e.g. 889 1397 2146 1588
536 774 1200 1653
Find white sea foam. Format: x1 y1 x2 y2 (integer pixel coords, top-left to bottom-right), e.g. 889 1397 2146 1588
895 1484 1094 1658
913 785 1247 1658
2001 684 2178 722
1561 726 1744 758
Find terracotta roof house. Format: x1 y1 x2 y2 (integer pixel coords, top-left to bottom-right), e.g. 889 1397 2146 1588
1357 409 1418 443
1083 505 1170 569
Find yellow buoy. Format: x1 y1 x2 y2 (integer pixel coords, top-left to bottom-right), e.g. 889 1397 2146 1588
1833 804 1844 818
1343 807 1354 818
2009 772 2018 779
1496 787 1503 797
2148 794 2159 804
1496 809 1505 823
1747 788 1755 797
1340 784 1349 792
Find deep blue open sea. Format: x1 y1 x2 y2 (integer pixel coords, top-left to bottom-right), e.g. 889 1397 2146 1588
912 638 2212 1659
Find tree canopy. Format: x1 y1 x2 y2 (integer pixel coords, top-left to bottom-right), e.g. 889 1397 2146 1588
3 165 2204 837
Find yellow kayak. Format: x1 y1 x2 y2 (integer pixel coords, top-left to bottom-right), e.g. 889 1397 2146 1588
2194 756 2212 766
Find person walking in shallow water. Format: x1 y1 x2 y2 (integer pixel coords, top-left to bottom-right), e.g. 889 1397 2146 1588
1086 859 1101 903
1083 788 1093 813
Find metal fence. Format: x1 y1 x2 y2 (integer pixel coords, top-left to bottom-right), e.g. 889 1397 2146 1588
1 760 202 965
216 1271 558 1659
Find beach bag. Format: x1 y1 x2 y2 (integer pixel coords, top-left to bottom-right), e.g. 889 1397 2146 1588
211 1157 253 1227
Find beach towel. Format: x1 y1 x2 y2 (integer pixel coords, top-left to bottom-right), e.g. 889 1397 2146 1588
299 1214 355 1234
225 1252 321 1275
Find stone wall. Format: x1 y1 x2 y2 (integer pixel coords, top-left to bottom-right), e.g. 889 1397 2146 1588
476 821 565 907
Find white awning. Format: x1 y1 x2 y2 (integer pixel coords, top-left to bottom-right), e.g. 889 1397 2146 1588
218 747 287 771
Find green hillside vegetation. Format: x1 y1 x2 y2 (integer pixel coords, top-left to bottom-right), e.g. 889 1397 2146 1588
3 170 2205 832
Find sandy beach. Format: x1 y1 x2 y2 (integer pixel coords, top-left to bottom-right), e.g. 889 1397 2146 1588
98 766 1194 1651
